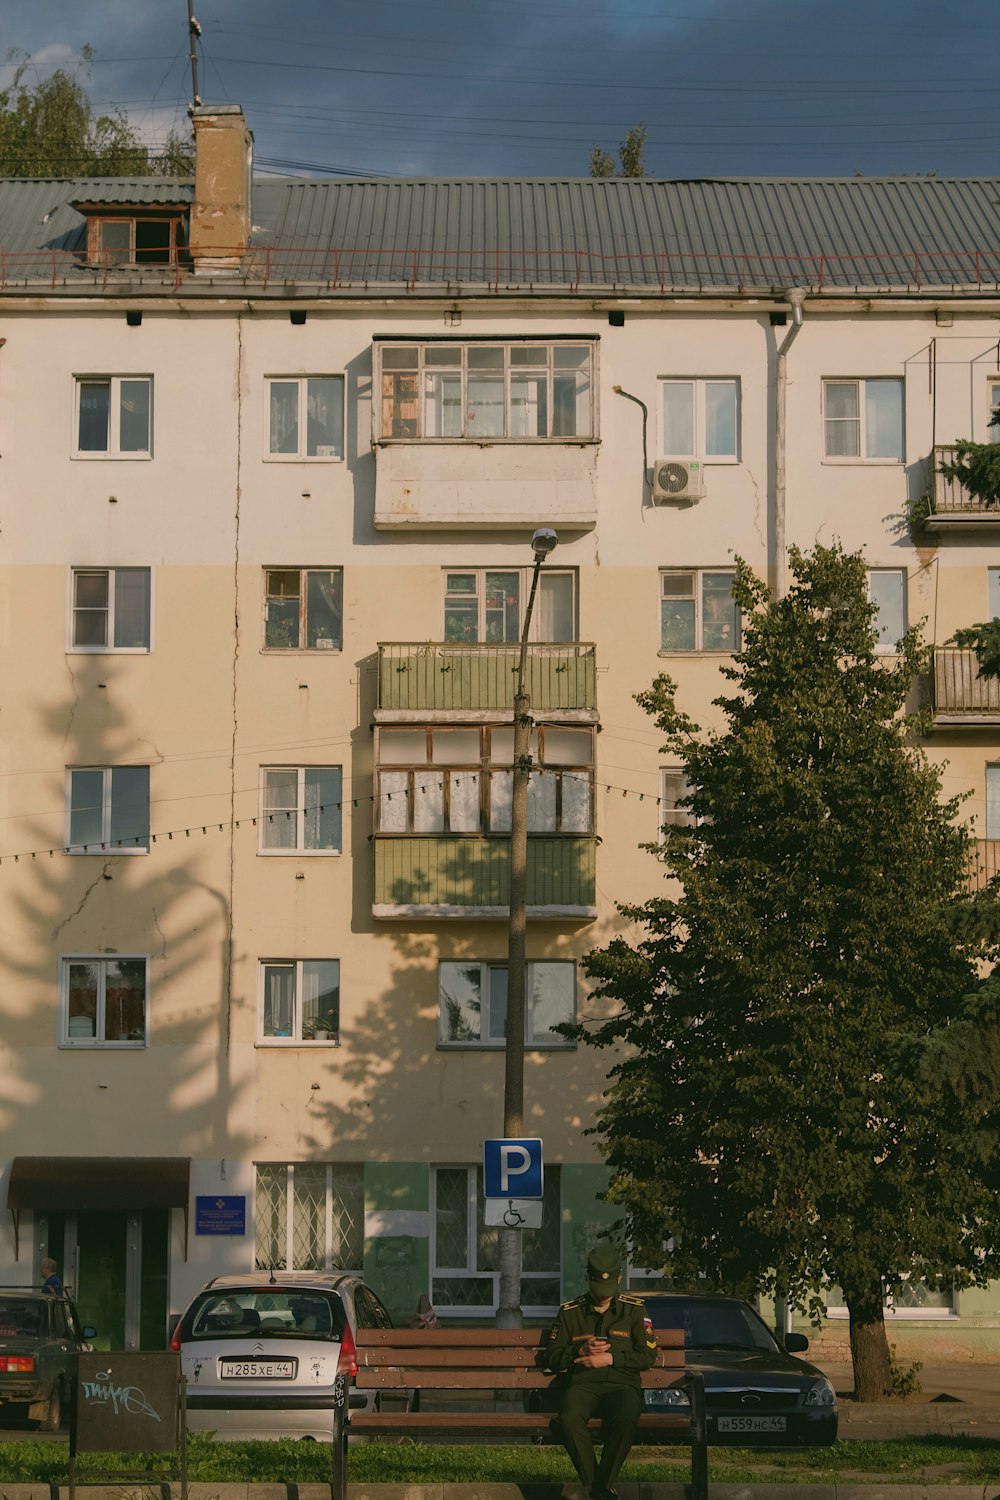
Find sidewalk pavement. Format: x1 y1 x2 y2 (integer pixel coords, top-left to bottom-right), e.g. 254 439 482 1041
818 1360 1000 1439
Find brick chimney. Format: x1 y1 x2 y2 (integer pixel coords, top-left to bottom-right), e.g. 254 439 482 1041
189 105 253 273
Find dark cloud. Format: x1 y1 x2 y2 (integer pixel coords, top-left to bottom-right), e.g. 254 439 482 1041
3 0 997 179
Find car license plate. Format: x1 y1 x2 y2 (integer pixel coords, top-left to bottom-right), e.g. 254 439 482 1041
718 1415 786 1433
220 1359 296 1380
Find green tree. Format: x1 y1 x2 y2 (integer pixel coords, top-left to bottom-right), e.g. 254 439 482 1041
578 544 1000 1401
589 124 648 178
0 49 193 177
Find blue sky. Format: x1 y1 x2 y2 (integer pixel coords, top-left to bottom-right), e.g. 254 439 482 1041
2 0 998 180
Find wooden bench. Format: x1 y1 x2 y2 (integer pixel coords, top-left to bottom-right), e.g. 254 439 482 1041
339 1327 707 1500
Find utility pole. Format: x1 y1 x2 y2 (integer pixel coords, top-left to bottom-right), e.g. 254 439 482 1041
187 0 203 109
496 528 558 1330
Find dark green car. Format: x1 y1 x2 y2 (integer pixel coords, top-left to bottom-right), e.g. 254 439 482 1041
0 1289 94 1430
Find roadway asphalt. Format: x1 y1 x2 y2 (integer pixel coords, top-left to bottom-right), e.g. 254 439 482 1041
816 1360 1000 1439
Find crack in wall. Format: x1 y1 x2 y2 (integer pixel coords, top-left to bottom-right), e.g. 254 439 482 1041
151 903 167 962
61 656 82 746
52 864 111 941
746 465 766 553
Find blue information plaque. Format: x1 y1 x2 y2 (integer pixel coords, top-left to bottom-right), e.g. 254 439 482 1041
195 1194 247 1235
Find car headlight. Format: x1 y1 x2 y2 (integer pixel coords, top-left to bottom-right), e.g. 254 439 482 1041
646 1386 691 1408
804 1379 836 1407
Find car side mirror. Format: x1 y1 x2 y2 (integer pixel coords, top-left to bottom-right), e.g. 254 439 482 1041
82 1326 97 1340
784 1332 809 1353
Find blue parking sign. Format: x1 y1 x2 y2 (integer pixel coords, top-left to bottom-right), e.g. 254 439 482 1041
483 1138 543 1199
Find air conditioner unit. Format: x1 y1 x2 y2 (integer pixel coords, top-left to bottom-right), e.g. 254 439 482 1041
652 457 706 504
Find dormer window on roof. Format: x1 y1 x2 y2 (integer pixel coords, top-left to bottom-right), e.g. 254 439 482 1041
85 210 187 267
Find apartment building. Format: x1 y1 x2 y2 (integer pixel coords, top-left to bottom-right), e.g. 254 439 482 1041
2 105 1000 1350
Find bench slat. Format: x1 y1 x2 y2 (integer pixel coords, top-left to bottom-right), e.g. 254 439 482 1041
355 1328 684 1349
356 1369 687 1390
350 1412 691 1431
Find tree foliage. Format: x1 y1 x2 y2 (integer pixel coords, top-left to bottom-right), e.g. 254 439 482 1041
0 49 193 178
589 124 648 178
937 439 1000 510
578 544 1000 1400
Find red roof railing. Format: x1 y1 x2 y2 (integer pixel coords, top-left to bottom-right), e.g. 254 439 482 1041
3 245 1000 292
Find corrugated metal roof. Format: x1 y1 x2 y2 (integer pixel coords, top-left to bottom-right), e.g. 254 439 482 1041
2 173 999 290
246 176 1000 289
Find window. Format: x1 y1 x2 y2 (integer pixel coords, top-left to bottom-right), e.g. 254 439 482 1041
377 725 594 834
444 568 576 643
988 568 1000 620
260 768 342 853
259 959 340 1043
660 378 739 461
867 569 907 653
432 1164 561 1314
264 568 342 650
70 568 151 651
75 377 152 456
823 378 904 460
986 765 1000 839
438 960 575 1047
255 1163 363 1271
826 1277 955 1319
66 767 150 853
60 957 147 1046
87 215 183 266
660 569 740 652
660 768 695 829
378 341 595 441
267 377 345 459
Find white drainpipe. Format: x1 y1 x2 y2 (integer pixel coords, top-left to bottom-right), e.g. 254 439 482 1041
774 291 806 598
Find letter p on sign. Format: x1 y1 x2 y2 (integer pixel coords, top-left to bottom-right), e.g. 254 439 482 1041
483 1138 543 1199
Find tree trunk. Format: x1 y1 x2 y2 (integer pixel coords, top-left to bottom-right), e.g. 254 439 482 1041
845 1282 892 1401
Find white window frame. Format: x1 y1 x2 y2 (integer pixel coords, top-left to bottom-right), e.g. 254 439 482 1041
65 766 150 854
822 377 904 462
259 767 343 855
442 567 578 643
59 955 148 1048
376 339 597 442
254 1162 364 1273
986 764 1000 840
265 375 346 461
826 1279 957 1320
437 959 576 1049
987 376 1000 439
867 568 907 655
263 567 343 651
659 377 740 462
431 1164 562 1318
660 767 696 833
73 375 153 458
257 959 341 1046
659 568 741 654
68 567 152 653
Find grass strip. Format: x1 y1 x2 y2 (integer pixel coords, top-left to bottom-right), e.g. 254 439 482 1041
0 1434 998 1486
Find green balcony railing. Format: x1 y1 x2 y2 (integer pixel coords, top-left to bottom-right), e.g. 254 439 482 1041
378 642 597 712
373 835 597 913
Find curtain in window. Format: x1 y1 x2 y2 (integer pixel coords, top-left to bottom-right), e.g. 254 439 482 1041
560 771 592 832
263 966 295 1037
527 771 557 832
114 569 150 648
532 574 573 642
264 769 298 849
662 382 694 454
304 768 342 850
448 771 480 832
270 382 299 453
306 378 344 457
379 771 410 832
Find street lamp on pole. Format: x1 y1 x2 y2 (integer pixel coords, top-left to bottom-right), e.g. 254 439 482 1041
496 526 558 1330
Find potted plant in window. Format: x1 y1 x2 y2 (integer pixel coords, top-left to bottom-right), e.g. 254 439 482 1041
305 1010 338 1042
312 624 335 649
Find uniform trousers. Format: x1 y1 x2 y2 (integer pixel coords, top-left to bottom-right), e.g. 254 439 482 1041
553 1382 644 1495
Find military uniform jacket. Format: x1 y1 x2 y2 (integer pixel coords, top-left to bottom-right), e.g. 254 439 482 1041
545 1292 657 1388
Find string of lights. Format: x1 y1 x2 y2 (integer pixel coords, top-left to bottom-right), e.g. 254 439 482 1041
0 774 670 865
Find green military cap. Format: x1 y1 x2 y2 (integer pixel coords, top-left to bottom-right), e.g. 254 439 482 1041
586 1245 622 1287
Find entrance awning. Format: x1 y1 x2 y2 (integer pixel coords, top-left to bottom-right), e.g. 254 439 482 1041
7 1156 190 1258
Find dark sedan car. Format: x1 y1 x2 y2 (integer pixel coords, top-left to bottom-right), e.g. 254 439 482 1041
0 1288 94 1431
639 1293 837 1446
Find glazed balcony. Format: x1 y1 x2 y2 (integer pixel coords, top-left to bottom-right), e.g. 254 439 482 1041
377 642 597 717
932 647 1000 725
373 834 597 919
927 444 1000 527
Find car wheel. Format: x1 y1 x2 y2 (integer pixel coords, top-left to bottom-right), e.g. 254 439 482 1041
39 1383 63 1432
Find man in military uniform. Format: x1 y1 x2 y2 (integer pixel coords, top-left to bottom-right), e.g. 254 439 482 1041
544 1246 657 1500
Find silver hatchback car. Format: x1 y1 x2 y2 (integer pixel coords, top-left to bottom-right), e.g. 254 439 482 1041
171 1271 394 1441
